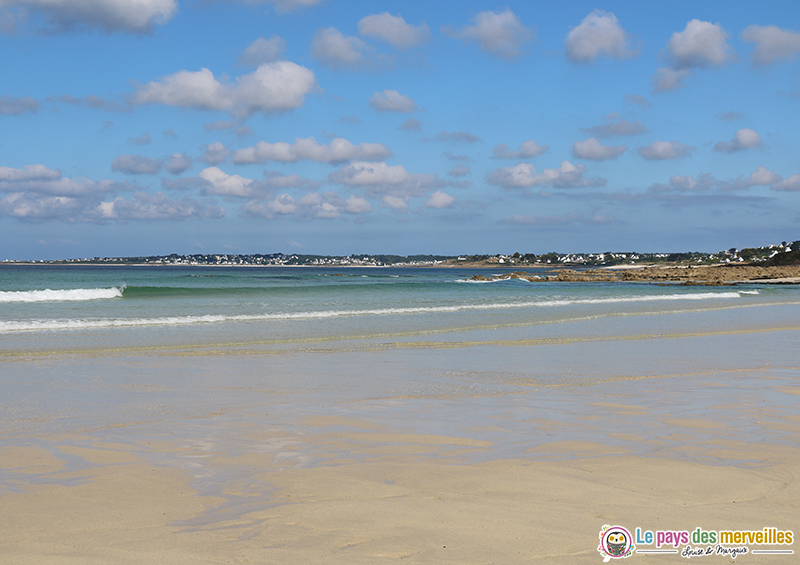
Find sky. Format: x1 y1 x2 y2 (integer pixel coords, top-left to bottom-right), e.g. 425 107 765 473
1 0 799 259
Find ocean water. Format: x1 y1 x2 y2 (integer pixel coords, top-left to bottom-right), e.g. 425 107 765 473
2 264 799 474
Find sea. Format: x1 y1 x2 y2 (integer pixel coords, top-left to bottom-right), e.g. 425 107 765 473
2 263 799 489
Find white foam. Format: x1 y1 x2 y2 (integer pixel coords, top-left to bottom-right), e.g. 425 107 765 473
0 287 123 303
0 291 746 332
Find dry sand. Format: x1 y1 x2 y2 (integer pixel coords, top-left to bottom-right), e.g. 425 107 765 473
1 423 798 564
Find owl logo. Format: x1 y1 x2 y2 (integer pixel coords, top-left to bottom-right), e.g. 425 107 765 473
598 525 634 561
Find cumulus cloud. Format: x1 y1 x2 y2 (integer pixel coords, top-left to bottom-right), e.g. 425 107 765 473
638 140 695 160
431 131 481 143
165 153 192 175
395 118 420 132
653 19 733 92
565 10 636 63
486 161 601 189
0 193 83 221
232 137 392 165
425 190 456 209
200 142 230 165
98 192 224 221
582 114 646 137
311 27 380 71
748 165 781 186
0 95 39 115
131 62 316 118
111 154 163 175
197 167 258 198
445 8 533 60
742 25 800 65
328 161 443 205
572 138 626 161
447 164 470 177
0 0 177 33
667 19 733 69
358 12 431 50
369 89 417 113
493 140 548 159
239 35 286 66
714 128 762 153
772 174 800 192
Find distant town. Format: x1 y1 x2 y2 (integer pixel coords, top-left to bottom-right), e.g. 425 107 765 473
4 239 798 268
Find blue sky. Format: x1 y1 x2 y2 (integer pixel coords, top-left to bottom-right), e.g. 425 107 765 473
1 0 799 259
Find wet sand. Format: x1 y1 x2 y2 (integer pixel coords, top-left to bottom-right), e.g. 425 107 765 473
2 300 799 563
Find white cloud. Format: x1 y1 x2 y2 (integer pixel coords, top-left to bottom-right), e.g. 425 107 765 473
344 195 372 213
742 25 800 65
200 142 230 165
233 137 391 165
653 20 733 92
311 27 377 71
748 166 781 186
486 161 600 189
425 191 456 209
358 12 431 50
0 0 177 33
382 195 408 211
165 153 192 175
772 174 800 192
447 164 470 177
0 164 61 182
572 138 626 161
132 62 316 118
0 95 39 115
239 35 286 66
99 192 224 220
198 167 257 198
329 161 442 202
0 165 121 197
369 89 417 113
111 154 163 175
582 114 646 137
493 140 548 159
565 10 636 63
667 19 733 69
329 161 411 186
714 129 762 153
0 193 81 220
638 140 695 160
446 8 533 60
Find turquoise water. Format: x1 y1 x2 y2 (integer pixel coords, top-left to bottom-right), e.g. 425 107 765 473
2 264 799 468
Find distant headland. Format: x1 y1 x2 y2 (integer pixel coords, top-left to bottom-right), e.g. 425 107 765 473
3 238 799 270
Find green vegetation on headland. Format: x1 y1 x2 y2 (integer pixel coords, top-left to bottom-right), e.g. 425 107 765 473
3 240 799 267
